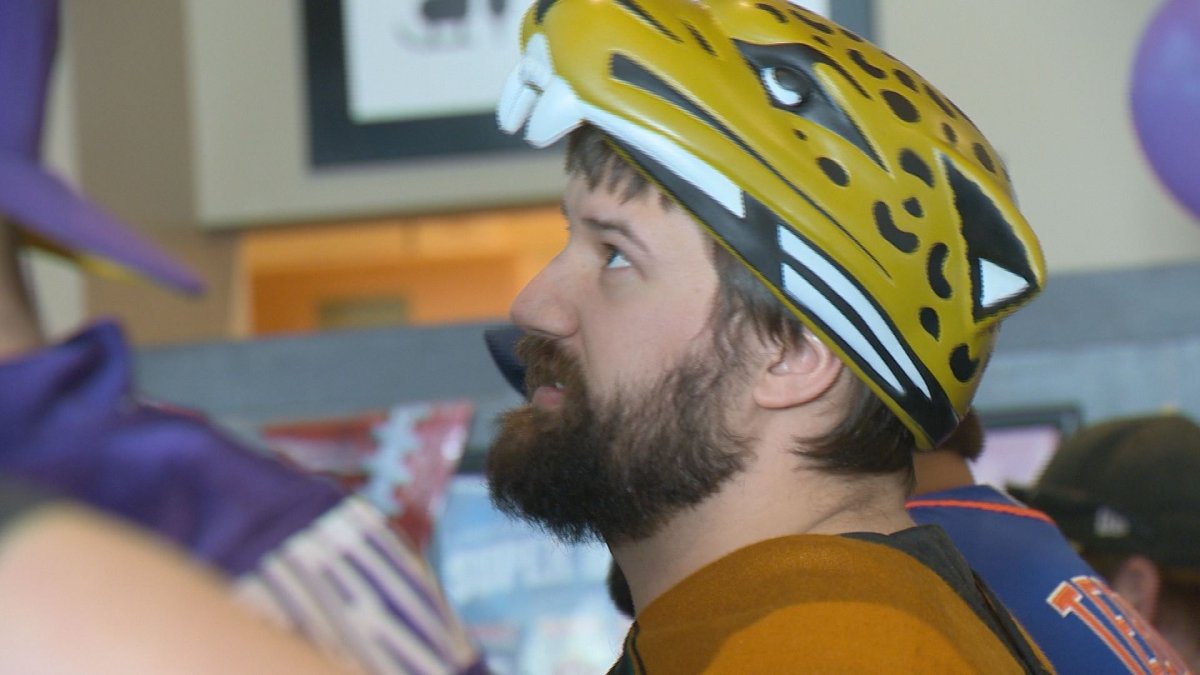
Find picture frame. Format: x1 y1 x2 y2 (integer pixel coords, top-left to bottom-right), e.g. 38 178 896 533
303 0 533 166
302 0 875 168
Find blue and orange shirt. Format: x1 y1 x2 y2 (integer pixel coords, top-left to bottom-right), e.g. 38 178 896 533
909 484 1187 674
608 526 1052 673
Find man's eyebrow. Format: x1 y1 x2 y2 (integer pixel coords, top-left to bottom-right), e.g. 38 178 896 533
580 216 651 255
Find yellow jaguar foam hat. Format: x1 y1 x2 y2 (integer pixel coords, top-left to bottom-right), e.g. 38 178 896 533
496 0 1045 448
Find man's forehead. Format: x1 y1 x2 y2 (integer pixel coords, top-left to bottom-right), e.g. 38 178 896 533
563 181 722 276
564 178 699 239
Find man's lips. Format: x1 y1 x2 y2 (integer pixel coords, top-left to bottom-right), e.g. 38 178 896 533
530 384 566 411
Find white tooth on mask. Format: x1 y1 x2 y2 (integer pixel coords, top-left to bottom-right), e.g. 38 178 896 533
520 34 553 90
497 68 536 134
524 75 587 147
498 33 553 135
498 32 746 218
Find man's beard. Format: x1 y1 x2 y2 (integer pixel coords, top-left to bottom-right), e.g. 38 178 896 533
485 333 752 545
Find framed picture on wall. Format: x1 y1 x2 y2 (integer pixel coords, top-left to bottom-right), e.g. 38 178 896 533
304 0 531 166
302 0 875 168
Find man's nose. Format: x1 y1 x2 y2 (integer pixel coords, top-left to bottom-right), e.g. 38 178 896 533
509 255 578 340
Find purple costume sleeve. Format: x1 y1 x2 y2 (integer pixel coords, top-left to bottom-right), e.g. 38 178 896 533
0 321 342 576
0 322 488 673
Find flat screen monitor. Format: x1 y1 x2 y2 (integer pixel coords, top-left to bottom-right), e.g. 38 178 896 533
972 406 1082 492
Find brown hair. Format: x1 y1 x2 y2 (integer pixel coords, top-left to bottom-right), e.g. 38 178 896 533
936 410 985 461
565 127 914 478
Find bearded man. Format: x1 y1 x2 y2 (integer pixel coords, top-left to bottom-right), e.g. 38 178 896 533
486 0 1054 672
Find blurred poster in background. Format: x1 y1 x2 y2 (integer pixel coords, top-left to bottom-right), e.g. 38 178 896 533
262 400 474 551
432 473 632 675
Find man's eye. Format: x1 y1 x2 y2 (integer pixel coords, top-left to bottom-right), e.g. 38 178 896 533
604 248 632 269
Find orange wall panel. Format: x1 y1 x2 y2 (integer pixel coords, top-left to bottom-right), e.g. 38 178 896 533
243 205 566 335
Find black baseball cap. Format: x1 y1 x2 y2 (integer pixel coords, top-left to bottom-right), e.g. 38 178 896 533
1010 413 1200 570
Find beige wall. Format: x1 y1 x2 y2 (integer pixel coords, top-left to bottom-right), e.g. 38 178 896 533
43 1 1200 344
28 15 84 341
68 0 239 346
878 1 1200 273
183 0 566 228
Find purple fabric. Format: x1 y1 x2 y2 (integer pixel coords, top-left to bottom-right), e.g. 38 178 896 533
1130 0 1200 221
0 160 204 293
0 0 202 294
0 0 55 159
0 321 344 577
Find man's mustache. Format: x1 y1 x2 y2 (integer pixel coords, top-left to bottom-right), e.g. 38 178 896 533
515 334 585 398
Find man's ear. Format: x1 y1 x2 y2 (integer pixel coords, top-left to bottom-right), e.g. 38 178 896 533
753 329 844 410
1110 555 1162 622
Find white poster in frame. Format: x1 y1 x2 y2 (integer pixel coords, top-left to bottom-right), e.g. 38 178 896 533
341 0 834 125
304 0 874 168
343 0 528 125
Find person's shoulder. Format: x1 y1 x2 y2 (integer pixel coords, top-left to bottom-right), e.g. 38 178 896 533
697 601 1019 674
646 532 965 609
633 534 1038 673
631 583 1031 674
119 397 343 502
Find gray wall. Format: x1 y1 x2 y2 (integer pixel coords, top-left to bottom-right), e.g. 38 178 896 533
977 262 1200 422
135 319 523 457
135 262 1200 457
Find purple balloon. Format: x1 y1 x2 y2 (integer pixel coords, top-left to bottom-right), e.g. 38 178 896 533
1131 0 1200 220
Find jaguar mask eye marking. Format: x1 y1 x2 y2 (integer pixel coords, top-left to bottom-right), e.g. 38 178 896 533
736 41 883 168
762 66 808 107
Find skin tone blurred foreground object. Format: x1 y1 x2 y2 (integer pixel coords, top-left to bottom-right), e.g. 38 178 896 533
0 478 357 675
